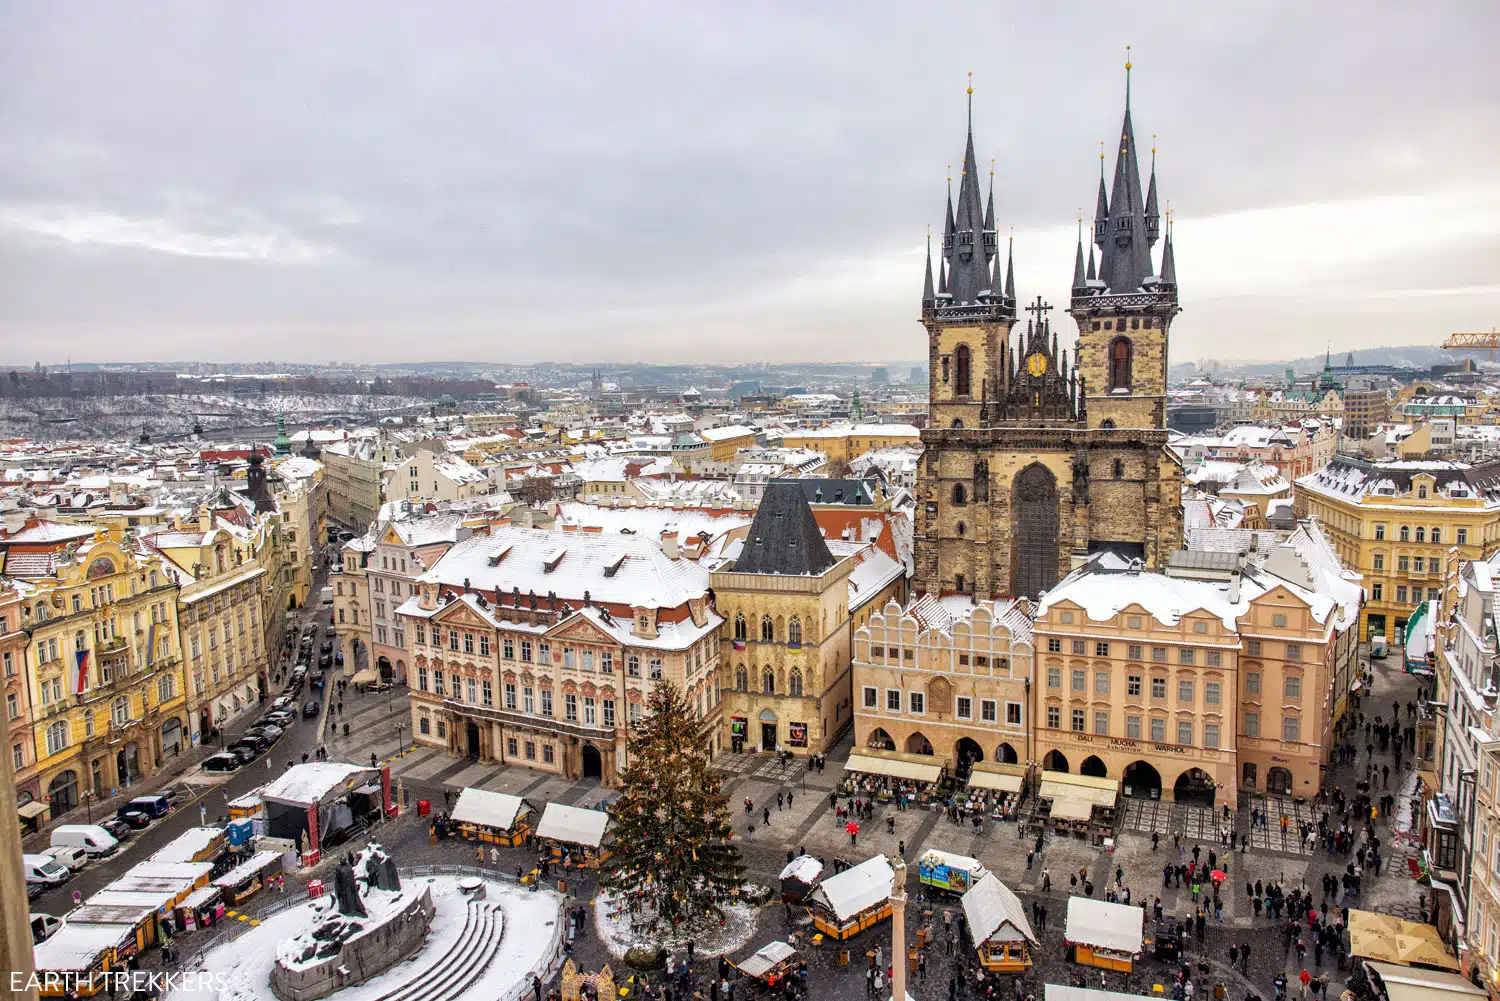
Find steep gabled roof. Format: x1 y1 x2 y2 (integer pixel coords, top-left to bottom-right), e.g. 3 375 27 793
733 480 835 576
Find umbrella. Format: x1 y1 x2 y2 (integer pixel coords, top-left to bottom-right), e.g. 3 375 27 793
846 821 859 835
1210 870 1227 883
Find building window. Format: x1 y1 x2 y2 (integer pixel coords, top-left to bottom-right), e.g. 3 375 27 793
1126 715 1141 739
1415 527 1426 543
1127 644 1143 661
1095 642 1109 657
506 737 518 756
1205 650 1221 667
1127 675 1141 697
1150 677 1166 699
1398 556 1409 573
1094 711 1109 735
1071 709 1085 732
734 613 746 641
1046 638 1062 653
1459 528 1469 545
1047 667 1061 689
1282 715 1301 742
1284 675 1302 699
565 693 577 721
1372 583 1384 601
760 615 774 642
1150 717 1165 742
1179 649 1196 666
1178 680 1194 703
540 689 553 716
1108 336 1133 390
1246 640 1261 656
1285 643 1303 661
1244 711 1259 737
627 654 640 677
601 651 613 674
787 617 802 645
433 672 444 696
1151 647 1167 663
112 697 130 726
952 483 967 506
45 721 68 754
863 686 878 709
603 700 615 727
1399 526 1410 542
788 669 803 697
1204 723 1220 749
1177 720 1193 745
503 637 514 659
1072 639 1086 656
954 344 972 396
520 640 533 662
1094 671 1110 694
419 716 431 735
505 682 517 709
1375 524 1386 540
909 692 924 714
523 686 535 713
524 741 536 760
1430 527 1443 544
649 657 662 680
1373 554 1385 571
465 677 477 704
887 690 901 711
418 666 428 691
1047 706 1060 729
1205 681 1221 705
1071 669 1086 691
955 696 972 720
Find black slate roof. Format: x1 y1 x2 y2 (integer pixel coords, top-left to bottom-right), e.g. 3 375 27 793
735 480 837 576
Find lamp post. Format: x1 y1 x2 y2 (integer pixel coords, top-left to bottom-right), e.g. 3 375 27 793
395 722 407 759
82 790 93 825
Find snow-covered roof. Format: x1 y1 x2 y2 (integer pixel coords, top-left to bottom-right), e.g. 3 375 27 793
961 873 1037 945
33 921 136 972
1064 896 1143 954
698 424 758 442
149 827 225 864
259 762 374 807
778 855 823 885
212 850 283 888
808 854 893 922
534 802 610 848
451 788 531 831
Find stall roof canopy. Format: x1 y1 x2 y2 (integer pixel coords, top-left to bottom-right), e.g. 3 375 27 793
808 854 894 923
779 855 823 885
1039 772 1119 809
962 873 1037 945
968 761 1025 792
1348 910 1460 970
844 748 948 783
1049 797 1094 822
1045 985 1158 1001
18 799 48 818
738 940 798 979
66 904 157 928
34 922 135 972
180 885 224 909
1366 960 1487 1001
1065 897 1144 954
212 850 283 889
150 826 226 864
535 802 611 848
452 788 532 831
260 762 375 807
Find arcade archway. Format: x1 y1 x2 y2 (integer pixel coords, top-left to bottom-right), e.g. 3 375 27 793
995 743 1019 764
1080 755 1108 778
1042 749 1069 773
1123 760 1162 799
1173 767 1216 807
906 732 934 755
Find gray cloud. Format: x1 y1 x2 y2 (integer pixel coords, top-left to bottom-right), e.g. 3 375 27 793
1 1 1497 366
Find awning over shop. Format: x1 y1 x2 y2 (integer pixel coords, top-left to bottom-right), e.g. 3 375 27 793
1038 771 1119 809
1365 960 1487 1001
967 761 1024 792
1348 909 1460 970
351 668 379 684
18 800 49 819
844 748 948 784
1050 797 1093 822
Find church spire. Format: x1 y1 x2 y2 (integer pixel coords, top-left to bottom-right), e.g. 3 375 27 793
1072 217 1086 291
922 228 935 306
1086 224 1097 282
1003 232 1015 301
984 162 996 236
1159 211 1177 288
1093 142 1109 249
1144 134 1161 246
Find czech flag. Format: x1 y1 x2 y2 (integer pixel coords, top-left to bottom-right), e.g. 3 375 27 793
74 649 90 695
731 639 745 651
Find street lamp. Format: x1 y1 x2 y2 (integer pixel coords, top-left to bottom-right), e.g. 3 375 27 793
395 722 407 758
82 790 93 824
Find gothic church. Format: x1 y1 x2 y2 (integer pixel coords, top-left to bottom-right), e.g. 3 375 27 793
914 69 1183 599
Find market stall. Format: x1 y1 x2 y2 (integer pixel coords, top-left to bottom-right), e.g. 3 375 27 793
534 802 612 867
449 788 535 847
175 884 227 932
779 854 823 903
961 873 1037 972
1036 772 1119 842
806 854 895 940
150 826 228 865
963 761 1027 820
735 940 802 993
1348 910 1461 971
842 748 950 807
228 787 264 820
32 922 138 997
1065 896 1143 973
259 761 391 861
1364 960 1487 1001
211 850 285 906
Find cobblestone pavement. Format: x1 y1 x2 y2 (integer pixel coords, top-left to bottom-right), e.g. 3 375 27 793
197 650 1427 1001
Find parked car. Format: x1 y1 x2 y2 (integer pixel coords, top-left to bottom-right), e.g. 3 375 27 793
262 710 295 728
311 673 326 690
302 700 321 718
52 824 120 858
99 818 135 842
41 844 90 872
272 695 296 711
115 807 151 829
318 651 333 669
235 733 274 753
23 854 71 887
31 913 63 944
320 639 333 654
252 722 286 741
227 743 259 763
202 751 243 773
124 795 171 820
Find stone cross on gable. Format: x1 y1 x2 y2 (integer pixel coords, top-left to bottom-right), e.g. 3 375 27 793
1024 296 1052 324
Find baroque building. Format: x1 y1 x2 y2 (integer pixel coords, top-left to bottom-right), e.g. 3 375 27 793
915 71 1183 600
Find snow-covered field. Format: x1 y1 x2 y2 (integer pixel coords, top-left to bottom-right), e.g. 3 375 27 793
0 393 428 441
593 890 761 960
177 875 563 1001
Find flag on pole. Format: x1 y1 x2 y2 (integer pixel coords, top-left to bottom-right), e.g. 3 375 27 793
74 649 90 695
731 639 745 651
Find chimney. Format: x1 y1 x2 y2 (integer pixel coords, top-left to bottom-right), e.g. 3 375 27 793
660 530 680 560
1229 566 1242 604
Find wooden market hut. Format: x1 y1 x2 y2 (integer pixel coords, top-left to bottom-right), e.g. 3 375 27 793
806 855 895 940
535 802 612 867
961 873 1038 972
1064 896 1143 973
779 854 824 903
450 788 536 847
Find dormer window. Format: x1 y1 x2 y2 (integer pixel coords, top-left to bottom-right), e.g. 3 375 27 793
1418 485 1428 499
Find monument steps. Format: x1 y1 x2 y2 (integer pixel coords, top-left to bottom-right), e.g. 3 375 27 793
371 899 504 1001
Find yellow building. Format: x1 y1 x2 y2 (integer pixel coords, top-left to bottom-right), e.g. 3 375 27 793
779 423 922 467
1032 523 1359 805
852 595 1033 769
713 482 907 754
698 425 760 462
1294 456 1500 642
270 456 326 610
142 510 270 743
3 528 185 816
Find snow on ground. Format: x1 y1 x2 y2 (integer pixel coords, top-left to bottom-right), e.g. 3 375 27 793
593 890 760 960
176 876 562 1001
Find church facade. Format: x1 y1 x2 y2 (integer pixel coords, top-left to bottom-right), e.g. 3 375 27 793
914 75 1184 600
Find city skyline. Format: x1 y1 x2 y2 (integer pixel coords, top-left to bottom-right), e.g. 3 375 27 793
3 3 1497 365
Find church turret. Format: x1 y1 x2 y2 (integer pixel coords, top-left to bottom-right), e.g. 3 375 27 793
1144 138 1161 245
1093 148 1110 250
922 231 936 310
940 80 999 306
1003 234 1015 302
1072 220 1087 291
1159 214 1177 290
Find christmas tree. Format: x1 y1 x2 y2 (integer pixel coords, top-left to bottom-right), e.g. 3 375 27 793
600 681 745 934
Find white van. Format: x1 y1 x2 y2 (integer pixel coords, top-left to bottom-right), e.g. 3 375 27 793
22 853 71 887
51 823 120 859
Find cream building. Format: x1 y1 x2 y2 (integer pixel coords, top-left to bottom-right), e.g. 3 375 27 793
386 448 490 505
713 482 907 755
322 436 393 531
852 595 1032 769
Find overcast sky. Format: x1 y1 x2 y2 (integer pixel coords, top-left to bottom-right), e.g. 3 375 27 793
3 2 1498 368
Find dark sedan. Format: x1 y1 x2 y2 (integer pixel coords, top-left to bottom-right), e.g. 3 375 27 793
302 700 321 718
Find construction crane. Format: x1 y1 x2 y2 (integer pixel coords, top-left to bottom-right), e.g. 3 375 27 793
1442 328 1500 359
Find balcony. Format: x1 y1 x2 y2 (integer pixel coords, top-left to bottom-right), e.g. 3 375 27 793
97 636 128 655
442 698 615 743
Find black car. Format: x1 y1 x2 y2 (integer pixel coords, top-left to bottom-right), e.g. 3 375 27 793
100 818 135 841
318 652 333 669
202 752 243 773
302 700 321 718
245 724 285 744
311 674 326 690
320 639 333 655
226 744 259 764
115 807 151 829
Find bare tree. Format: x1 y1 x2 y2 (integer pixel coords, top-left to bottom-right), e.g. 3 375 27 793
517 475 555 506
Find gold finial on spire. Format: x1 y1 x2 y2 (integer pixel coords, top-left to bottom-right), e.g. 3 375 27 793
946 163 951 183
1152 133 1157 154
1125 44 1132 72
967 71 973 96
990 157 995 177
1099 140 1105 162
